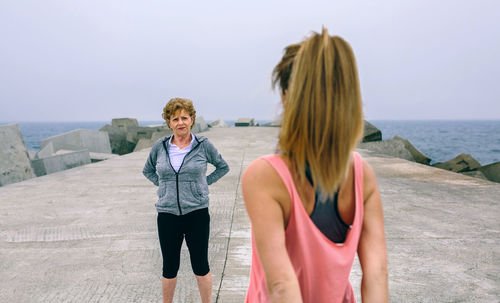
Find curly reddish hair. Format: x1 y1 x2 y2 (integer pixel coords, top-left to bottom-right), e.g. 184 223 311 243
162 97 196 129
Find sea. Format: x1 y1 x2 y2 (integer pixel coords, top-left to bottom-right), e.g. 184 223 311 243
2 120 500 166
370 120 500 165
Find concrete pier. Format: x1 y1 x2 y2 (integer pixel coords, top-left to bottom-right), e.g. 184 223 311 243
0 127 498 302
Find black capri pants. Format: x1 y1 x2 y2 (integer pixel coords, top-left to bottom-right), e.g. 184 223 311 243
157 208 210 279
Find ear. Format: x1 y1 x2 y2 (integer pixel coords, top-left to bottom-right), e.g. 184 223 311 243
191 115 196 126
166 119 172 129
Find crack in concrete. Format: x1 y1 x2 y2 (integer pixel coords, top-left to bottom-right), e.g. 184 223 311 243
216 146 247 302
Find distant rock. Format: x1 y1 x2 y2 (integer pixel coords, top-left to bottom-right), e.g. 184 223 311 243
362 121 382 142
477 161 500 183
112 118 139 132
209 119 228 128
235 118 255 127
0 124 35 186
433 154 481 173
393 136 431 165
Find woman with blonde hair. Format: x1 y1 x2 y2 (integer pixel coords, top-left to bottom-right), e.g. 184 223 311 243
242 29 389 302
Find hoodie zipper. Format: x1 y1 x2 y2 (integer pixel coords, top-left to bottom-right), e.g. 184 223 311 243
163 136 202 216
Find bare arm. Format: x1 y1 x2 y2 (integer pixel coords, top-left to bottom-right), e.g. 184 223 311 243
358 160 389 302
242 159 302 303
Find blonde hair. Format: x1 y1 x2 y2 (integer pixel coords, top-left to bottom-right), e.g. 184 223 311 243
162 97 196 128
277 28 363 198
272 43 302 94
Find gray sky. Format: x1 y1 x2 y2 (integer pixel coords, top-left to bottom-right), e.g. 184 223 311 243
1 0 499 122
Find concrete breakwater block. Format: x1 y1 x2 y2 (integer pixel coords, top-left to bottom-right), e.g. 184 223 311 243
478 161 500 183
88 152 119 162
151 130 173 142
235 118 255 127
99 124 135 155
134 130 173 152
133 138 154 152
132 129 174 152
111 118 138 131
261 118 282 127
132 121 207 152
101 116 208 154
34 134 108 176
41 129 111 154
0 124 35 186
359 135 431 165
35 141 86 160
260 116 282 127
126 126 162 144
362 121 382 142
433 153 481 173
393 136 431 165
359 138 414 162
35 141 56 159
31 149 91 176
209 119 228 128
27 151 36 160
192 116 209 133
461 170 488 180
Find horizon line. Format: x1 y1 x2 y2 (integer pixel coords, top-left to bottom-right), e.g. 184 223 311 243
2 118 500 123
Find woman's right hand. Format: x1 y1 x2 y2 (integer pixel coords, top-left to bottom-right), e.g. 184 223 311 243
358 160 389 302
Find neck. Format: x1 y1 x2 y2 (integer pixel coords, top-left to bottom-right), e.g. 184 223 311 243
172 133 192 146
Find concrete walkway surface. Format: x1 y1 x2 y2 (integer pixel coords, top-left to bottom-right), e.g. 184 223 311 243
0 127 499 302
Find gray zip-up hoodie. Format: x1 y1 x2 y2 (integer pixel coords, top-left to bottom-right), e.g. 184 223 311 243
143 135 229 215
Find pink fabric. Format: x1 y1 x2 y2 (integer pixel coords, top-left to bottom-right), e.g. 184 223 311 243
245 153 364 303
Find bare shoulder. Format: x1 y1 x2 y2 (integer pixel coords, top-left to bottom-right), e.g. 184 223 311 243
242 157 274 179
362 158 377 183
241 157 289 213
242 158 286 195
361 157 379 202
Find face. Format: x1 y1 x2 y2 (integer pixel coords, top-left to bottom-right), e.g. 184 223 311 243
168 109 194 137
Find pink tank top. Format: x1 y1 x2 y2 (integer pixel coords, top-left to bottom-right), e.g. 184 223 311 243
245 153 364 303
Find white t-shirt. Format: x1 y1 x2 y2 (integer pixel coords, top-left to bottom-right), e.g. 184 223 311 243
168 133 196 172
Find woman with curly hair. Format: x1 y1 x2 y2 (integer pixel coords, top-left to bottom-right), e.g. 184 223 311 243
143 97 229 303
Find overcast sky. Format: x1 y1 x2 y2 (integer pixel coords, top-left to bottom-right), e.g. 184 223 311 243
1 0 499 122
